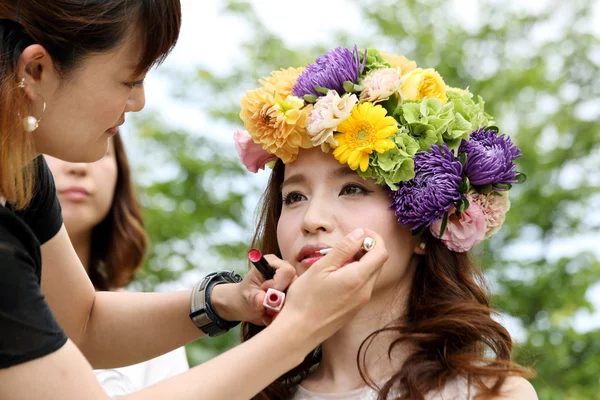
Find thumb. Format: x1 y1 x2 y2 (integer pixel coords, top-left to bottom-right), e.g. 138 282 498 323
311 228 366 271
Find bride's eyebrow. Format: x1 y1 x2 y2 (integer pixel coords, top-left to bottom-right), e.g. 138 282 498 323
329 166 358 180
281 173 306 191
282 166 360 191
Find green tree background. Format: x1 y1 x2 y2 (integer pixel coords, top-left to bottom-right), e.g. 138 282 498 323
129 0 600 398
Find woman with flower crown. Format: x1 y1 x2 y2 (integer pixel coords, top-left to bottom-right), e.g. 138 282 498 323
235 47 538 399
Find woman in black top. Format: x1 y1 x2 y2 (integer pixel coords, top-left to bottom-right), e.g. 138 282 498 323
0 1 388 399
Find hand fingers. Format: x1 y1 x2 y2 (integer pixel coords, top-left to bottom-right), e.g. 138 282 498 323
263 255 297 292
263 254 290 270
311 227 367 272
334 228 388 282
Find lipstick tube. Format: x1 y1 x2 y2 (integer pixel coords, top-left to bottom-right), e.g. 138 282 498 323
248 248 275 280
263 288 286 315
248 249 285 315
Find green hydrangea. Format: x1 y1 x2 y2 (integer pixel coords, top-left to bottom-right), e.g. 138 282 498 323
360 48 391 74
393 99 453 151
444 88 494 149
358 127 419 190
391 89 496 152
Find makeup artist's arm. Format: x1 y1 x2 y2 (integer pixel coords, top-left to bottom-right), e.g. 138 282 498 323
41 225 386 369
40 225 286 368
7 228 388 400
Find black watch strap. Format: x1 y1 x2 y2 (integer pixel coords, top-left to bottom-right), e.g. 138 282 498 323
189 271 243 337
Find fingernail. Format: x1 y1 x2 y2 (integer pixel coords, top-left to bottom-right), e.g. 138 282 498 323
348 228 364 241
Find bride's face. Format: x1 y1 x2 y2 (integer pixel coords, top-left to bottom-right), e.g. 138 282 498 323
277 147 421 293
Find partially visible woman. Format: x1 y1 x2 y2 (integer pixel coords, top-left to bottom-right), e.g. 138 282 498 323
45 134 189 396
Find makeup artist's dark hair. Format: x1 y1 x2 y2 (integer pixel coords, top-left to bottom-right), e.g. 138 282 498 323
242 160 533 400
87 134 147 291
0 0 181 209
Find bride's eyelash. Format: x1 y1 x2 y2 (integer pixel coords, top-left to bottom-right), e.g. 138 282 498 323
339 183 373 196
281 191 306 205
280 182 373 204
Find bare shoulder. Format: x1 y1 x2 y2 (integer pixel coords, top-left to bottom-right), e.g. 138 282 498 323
492 376 538 400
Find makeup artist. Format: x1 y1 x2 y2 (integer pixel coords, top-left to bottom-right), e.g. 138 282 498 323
45 134 190 397
0 1 388 400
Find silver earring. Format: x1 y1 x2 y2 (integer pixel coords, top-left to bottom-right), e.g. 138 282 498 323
18 78 46 132
419 242 426 251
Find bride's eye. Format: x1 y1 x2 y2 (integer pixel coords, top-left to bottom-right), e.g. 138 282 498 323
282 191 306 205
339 184 371 196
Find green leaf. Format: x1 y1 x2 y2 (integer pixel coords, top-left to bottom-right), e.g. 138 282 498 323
343 81 355 93
473 184 493 194
380 95 399 117
304 94 318 103
457 197 470 213
495 183 512 190
439 212 449 238
515 172 527 184
459 177 471 194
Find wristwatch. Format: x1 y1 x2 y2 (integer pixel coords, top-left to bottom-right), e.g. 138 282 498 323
189 271 243 337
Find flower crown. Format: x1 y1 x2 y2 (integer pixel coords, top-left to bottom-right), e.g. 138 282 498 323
234 46 525 252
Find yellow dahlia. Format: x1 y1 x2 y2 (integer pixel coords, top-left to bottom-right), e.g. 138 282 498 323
239 67 312 163
332 102 397 172
260 67 303 99
380 51 417 76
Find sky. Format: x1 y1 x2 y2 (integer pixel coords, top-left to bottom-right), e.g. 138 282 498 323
122 0 600 334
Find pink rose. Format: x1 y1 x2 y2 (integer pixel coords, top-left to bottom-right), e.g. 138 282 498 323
430 201 487 253
233 128 277 173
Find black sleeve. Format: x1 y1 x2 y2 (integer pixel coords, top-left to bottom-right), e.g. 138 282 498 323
12 155 63 245
0 210 68 369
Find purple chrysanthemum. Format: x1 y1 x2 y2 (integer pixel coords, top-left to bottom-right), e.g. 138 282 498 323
390 144 464 229
292 46 366 98
458 127 522 188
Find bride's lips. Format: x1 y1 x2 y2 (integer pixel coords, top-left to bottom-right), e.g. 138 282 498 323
296 243 333 267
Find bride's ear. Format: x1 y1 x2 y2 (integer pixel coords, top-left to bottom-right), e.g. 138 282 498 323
414 242 426 255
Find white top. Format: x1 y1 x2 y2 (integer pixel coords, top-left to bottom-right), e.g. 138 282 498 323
95 347 189 398
290 378 476 400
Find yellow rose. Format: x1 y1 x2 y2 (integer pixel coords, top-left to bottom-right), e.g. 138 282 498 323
380 51 417 76
400 68 447 104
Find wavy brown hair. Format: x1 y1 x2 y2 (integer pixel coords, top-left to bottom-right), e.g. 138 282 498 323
242 160 533 400
88 134 147 291
0 0 180 209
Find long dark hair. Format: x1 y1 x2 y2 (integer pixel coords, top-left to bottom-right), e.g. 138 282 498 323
0 0 180 209
88 134 147 291
242 160 533 400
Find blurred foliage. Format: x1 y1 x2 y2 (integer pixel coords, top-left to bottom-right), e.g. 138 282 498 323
133 0 600 397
